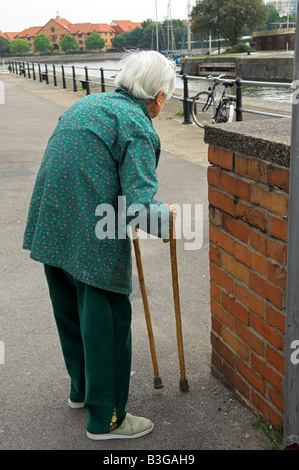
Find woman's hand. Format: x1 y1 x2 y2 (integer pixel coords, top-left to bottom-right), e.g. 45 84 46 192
166 204 177 221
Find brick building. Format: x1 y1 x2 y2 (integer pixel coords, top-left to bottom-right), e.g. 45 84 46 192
2 16 143 52
2 16 117 52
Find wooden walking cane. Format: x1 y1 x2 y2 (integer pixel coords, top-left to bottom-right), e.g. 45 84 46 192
165 220 189 391
132 228 163 389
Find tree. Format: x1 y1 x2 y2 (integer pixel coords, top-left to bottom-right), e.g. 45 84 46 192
85 32 105 51
139 20 161 49
111 35 126 50
265 4 281 30
255 4 281 31
0 36 10 55
191 0 267 46
33 34 51 53
59 35 79 52
9 38 30 54
123 27 143 48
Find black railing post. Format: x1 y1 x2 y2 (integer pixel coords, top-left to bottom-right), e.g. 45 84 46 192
22 62 26 77
182 73 192 125
53 65 57 86
32 63 36 80
100 67 105 93
38 63 42 82
27 62 31 79
85 66 90 95
45 64 49 84
72 65 77 92
11 61 14 73
235 77 243 122
61 65 66 89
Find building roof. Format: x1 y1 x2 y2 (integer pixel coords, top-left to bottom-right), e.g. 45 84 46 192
18 26 42 38
88 23 115 33
53 18 72 30
68 23 92 34
110 20 142 33
40 18 73 34
3 32 19 41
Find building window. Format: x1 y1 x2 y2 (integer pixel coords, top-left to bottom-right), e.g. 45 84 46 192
51 27 55 33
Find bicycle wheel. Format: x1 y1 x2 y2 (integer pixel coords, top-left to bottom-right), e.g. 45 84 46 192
191 92 214 128
216 99 235 124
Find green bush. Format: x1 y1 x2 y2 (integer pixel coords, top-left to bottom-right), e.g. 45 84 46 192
226 43 252 54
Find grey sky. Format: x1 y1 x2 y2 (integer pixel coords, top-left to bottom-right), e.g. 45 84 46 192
1 0 195 32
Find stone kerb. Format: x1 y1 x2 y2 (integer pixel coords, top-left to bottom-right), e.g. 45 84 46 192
204 118 291 427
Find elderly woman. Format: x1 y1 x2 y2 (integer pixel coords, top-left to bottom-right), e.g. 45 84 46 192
23 51 177 440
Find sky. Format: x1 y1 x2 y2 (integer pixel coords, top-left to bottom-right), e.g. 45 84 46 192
1 0 196 33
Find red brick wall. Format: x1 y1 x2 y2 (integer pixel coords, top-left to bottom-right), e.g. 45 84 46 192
208 145 289 427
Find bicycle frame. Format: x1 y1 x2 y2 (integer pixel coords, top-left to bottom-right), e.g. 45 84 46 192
206 78 235 123
191 74 236 127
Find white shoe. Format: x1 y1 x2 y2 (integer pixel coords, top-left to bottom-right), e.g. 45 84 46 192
68 398 84 409
86 413 154 440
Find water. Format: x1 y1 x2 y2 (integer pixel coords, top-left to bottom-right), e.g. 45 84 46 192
41 58 294 104
181 75 292 104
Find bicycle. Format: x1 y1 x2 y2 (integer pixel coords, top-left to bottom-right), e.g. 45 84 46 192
191 74 237 128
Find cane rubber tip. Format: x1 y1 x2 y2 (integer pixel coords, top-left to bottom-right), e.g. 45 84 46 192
179 379 189 391
154 377 164 389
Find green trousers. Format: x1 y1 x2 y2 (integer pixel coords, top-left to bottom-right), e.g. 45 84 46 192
44 264 132 434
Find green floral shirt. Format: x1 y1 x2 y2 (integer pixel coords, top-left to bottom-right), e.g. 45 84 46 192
23 87 170 294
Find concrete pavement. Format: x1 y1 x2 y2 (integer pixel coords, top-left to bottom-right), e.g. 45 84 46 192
0 73 274 451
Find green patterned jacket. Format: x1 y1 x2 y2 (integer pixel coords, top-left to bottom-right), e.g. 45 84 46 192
23 87 170 294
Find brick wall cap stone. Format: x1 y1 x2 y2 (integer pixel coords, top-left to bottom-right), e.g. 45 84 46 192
204 118 291 168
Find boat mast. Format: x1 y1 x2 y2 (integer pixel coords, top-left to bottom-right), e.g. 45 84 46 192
169 0 175 52
187 0 191 53
167 0 174 54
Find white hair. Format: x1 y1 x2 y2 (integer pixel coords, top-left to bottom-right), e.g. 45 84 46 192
115 50 176 102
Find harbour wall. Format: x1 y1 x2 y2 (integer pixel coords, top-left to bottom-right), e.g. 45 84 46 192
0 52 124 63
181 55 294 82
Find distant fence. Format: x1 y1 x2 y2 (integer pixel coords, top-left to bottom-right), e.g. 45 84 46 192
8 59 292 124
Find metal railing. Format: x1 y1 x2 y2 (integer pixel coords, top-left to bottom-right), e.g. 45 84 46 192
7 59 292 124
180 73 292 123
